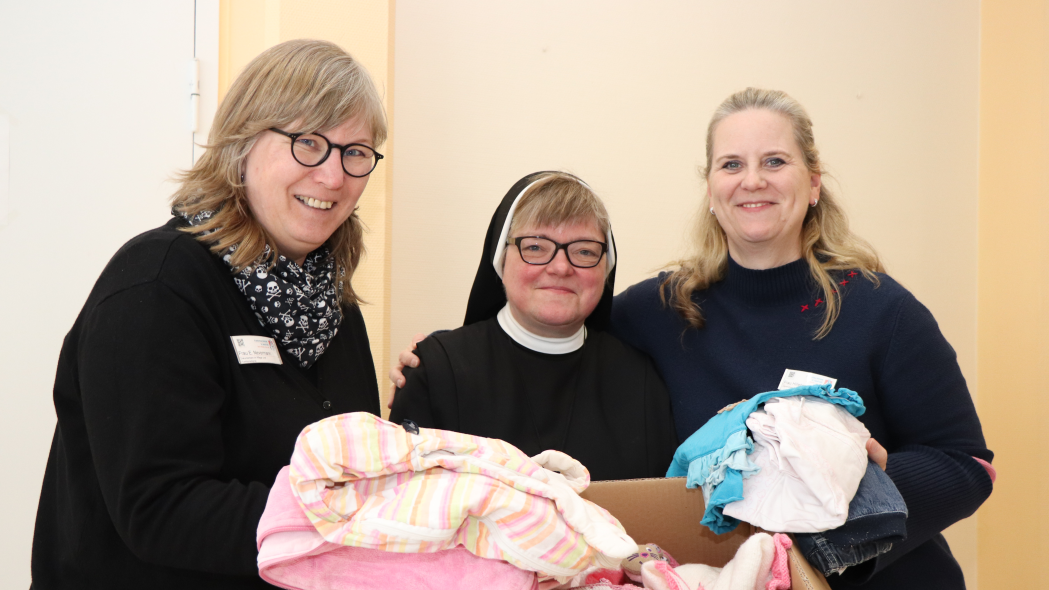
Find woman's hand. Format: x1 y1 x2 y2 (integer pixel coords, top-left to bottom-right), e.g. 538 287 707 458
386 333 426 408
866 437 888 471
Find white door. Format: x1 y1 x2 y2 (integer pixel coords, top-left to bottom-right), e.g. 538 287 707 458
0 2 217 585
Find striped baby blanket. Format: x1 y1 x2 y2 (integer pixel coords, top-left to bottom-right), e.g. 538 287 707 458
288 412 637 583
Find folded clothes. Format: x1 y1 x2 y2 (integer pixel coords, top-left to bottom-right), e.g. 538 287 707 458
257 467 539 590
723 397 870 533
282 413 636 585
793 460 908 578
667 384 866 534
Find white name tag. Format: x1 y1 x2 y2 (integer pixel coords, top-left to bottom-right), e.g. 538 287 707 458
230 336 283 365
778 368 836 390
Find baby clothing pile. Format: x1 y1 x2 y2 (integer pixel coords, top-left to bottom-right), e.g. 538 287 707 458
667 384 908 577
722 395 871 533
543 534 793 590
639 533 793 590
667 384 871 535
256 412 639 589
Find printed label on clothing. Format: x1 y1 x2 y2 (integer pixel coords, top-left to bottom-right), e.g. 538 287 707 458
778 369 836 390
230 336 283 365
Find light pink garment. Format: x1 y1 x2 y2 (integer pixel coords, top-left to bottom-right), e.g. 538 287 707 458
288 413 635 583
723 397 870 532
973 457 996 483
639 533 792 590
765 534 792 590
257 466 538 590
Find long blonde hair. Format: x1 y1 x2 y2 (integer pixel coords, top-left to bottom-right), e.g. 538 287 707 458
662 88 883 339
171 39 387 307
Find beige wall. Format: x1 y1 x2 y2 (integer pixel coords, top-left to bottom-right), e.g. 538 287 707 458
977 0 1049 587
219 0 395 403
212 1 1047 585
390 1 983 581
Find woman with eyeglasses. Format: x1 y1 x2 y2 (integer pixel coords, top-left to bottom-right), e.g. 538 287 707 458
389 171 678 481
32 40 385 589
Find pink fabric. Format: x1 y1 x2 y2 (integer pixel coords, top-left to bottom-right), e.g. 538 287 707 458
766 534 792 590
584 568 627 585
257 466 538 590
640 533 785 590
973 457 997 483
642 560 693 590
287 413 634 582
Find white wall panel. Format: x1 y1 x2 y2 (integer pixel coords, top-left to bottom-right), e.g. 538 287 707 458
0 2 206 585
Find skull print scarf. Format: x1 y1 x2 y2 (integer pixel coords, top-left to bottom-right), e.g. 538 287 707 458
181 210 343 369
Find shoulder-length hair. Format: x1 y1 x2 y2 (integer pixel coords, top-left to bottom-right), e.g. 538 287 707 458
662 88 883 339
171 39 387 307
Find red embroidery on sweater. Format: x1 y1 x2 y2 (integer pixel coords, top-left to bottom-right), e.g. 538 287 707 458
839 279 849 286
815 298 824 307
800 304 810 312
848 271 858 278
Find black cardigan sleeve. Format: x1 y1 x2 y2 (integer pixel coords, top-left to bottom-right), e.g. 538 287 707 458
389 335 461 431
389 354 437 429
849 293 993 582
79 280 267 576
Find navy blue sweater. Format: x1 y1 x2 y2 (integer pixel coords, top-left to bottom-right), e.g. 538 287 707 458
611 258 992 590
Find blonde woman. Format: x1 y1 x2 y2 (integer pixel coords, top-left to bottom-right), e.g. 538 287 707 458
33 40 385 588
610 88 992 589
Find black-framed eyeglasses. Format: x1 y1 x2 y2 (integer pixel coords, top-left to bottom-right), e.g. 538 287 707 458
509 236 608 268
270 128 384 177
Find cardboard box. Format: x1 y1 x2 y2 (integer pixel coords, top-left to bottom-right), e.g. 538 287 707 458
579 477 831 590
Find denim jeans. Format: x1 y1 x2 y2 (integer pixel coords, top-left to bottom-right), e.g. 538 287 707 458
794 461 908 576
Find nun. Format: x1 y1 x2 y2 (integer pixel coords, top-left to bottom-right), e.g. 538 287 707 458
390 171 677 481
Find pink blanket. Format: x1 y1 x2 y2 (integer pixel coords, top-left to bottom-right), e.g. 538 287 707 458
257 466 538 590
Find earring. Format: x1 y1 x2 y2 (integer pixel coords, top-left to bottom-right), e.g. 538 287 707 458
241 173 245 183
810 199 818 208
709 207 716 215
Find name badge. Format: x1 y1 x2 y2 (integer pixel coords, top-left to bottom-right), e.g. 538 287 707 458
778 368 836 390
230 336 283 365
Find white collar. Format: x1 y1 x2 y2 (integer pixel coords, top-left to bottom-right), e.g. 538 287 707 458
496 305 586 354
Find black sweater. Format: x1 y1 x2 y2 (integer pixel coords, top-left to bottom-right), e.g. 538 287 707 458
610 258 993 590
32 218 380 589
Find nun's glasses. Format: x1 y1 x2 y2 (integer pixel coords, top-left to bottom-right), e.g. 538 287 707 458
508 236 608 268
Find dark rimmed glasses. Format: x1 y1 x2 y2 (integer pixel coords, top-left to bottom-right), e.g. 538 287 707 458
509 236 608 268
270 128 384 177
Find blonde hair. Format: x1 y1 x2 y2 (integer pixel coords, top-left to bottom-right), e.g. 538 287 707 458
662 88 884 339
171 39 387 306
508 172 611 239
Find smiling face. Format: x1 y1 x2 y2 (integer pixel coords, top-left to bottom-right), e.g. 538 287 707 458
502 219 607 338
707 108 821 269
243 116 373 264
